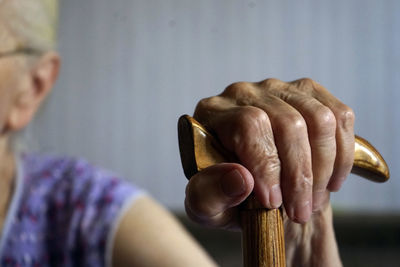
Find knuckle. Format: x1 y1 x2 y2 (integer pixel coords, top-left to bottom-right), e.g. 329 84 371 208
291 115 307 131
259 78 284 88
290 78 317 94
312 106 336 136
194 96 225 120
292 77 315 87
195 96 214 113
231 107 270 140
277 113 307 136
235 106 269 130
228 107 280 175
250 146 281 179
222 82 253 98
336 105 355 130
264 155 281 174
311 80 325 93
320 107 336 127
298 77 315 86
292 174 313 193
229 106 271 152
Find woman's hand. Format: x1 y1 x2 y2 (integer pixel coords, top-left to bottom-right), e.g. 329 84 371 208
184 78 355 228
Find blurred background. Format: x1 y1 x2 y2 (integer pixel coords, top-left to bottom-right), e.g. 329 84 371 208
28 0 399 266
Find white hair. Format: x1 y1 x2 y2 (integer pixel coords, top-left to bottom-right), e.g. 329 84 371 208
0 0 59 51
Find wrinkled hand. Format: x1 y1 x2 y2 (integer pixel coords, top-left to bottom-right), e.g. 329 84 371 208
184 78 355 228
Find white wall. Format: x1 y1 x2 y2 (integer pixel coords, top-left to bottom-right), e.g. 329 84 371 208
30 0 400 211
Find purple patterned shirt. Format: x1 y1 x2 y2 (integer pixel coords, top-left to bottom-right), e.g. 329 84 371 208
0 154 144 266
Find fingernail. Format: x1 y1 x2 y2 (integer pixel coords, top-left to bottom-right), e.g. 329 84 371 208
269 184 282 208
294 200 311 223
221 169 246 197
313 191 325 212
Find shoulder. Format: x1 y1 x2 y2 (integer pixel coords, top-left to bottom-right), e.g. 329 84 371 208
13 153 145 265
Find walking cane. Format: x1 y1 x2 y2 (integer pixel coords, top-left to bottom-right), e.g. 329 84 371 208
178 115 390 267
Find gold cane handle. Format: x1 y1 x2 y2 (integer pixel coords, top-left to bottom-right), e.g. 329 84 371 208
177 115 390 267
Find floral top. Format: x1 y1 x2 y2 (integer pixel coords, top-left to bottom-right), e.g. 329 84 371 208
0 154 144 266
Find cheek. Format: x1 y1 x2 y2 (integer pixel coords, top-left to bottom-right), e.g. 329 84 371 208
0 79 16 133
0 60 22 133
0 91 10 132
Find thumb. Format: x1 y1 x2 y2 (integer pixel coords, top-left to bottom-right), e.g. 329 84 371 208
185 163 254 229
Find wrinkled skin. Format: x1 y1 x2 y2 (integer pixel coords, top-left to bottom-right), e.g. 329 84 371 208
185 78 353 265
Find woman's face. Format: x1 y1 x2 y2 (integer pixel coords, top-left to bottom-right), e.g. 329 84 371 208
0 14 60 139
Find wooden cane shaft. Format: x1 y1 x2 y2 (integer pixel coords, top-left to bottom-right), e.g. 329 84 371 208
241 198 285 267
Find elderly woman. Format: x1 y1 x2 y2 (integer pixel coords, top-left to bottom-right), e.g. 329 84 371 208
0 1 216 266
0 0 351 266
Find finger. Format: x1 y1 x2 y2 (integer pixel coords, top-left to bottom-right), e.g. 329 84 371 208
276 91 337 211
252 96 313 223
195 98 282 209
185 163 254 229
310 81 355 191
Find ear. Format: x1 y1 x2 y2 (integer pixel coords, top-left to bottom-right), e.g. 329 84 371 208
7 52 61 132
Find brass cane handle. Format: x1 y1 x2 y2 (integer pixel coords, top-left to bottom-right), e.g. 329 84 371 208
177 114 390 267
352 135 390 182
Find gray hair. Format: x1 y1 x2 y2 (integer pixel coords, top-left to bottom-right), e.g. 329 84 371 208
0 0 59 52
